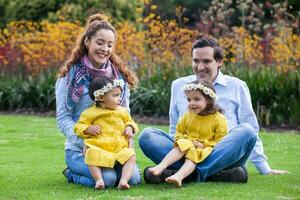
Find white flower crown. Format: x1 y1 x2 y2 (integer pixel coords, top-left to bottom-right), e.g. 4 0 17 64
93 79 125 101
182 83 218 100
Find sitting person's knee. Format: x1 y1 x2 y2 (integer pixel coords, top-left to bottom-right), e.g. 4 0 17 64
138 127 156 142
130 155 136 162
239 123 257 139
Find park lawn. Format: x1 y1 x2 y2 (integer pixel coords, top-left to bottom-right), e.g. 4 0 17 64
0 115 299 200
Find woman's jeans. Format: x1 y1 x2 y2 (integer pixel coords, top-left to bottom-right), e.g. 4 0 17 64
138 123 257 182
65 150 141 187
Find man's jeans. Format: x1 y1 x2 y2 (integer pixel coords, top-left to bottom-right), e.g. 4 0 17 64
65 150 141 187
138 123 257 182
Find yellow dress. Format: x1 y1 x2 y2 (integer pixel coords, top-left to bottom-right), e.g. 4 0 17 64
74 105 139 168
175 111 227 163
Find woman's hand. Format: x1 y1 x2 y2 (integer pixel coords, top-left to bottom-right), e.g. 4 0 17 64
193 141 204 149
123 126 134 138
84 125 101 136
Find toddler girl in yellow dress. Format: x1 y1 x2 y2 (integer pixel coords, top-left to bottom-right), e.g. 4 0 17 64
149 80 228 187
74 76 138 190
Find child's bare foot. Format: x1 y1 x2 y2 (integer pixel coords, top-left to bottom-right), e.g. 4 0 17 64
118 181 130 190
149 165 164 176
95 180 105 190
165 175 182 188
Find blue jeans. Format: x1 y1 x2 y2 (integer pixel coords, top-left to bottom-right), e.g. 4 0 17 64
65 150 141 187
138 123 257 182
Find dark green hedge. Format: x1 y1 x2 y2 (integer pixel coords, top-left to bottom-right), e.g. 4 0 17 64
0 66 299 127
0 0 140 28
0 71 56 111
130 66 300 127
225 66 300 127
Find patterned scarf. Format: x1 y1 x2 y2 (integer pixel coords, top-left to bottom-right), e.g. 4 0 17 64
66 55 127 110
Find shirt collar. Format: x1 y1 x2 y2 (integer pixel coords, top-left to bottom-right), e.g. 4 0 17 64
213 70 227 86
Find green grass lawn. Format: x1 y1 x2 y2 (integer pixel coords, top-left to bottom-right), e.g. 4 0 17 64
0 115 299 200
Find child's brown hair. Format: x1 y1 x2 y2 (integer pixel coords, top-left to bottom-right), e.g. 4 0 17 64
185 80 224 115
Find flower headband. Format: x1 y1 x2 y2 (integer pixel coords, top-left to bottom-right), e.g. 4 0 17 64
182 83 218 100
93 79 125 101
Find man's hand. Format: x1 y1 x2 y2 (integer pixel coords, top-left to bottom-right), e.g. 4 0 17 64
193 141 204 149
84 125 101 136
267 169 290 175
123 126 134 138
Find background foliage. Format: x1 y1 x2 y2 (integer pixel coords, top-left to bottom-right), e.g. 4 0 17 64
0 0 141 27
0 0 299 128
0 70 56 111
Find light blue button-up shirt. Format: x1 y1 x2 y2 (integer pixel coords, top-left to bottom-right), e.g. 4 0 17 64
169 71 271 174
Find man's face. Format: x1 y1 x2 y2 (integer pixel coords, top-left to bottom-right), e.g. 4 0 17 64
192 47 222 82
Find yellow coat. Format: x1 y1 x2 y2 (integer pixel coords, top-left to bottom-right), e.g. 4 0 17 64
175 111 227 163
74 105 139 168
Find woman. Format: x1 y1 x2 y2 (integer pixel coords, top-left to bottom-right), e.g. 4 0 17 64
55 13 140 188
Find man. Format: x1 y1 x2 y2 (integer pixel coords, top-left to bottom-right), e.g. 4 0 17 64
139 37 289 184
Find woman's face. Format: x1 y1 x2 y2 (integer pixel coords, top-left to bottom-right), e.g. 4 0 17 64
85 29 115 68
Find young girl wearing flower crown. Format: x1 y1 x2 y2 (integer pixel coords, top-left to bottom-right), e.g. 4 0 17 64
149 80 228 187
74 76 138 190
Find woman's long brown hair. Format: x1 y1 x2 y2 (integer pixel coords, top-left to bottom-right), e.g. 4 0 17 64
57 13 137 87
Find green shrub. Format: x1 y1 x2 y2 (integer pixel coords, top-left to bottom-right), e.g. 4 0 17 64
225 65 300 127
130 65 192 116
0 0 141 27
0 70 56 111
130 65 300 128
0 65 299 128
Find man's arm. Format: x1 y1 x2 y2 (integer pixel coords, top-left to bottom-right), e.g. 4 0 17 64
169 81 179 138
238 82 289 175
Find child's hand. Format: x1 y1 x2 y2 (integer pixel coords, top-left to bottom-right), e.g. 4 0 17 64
193 141 204 149
84 125 101 136
83 145 88 155
128 138 134 148
123 126 134 138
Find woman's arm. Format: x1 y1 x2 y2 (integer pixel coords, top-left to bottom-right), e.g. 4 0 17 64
55 76 76 139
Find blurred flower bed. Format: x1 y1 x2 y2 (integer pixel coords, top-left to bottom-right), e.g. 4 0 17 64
0 1 299 128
